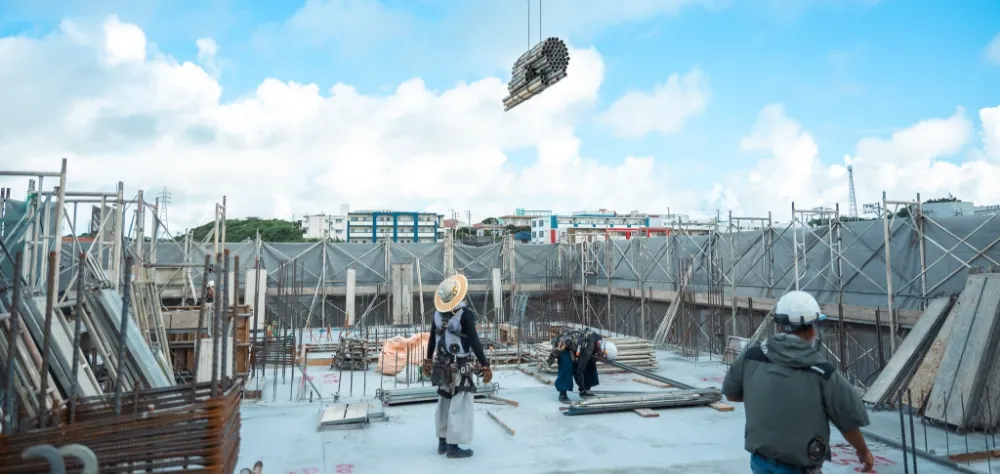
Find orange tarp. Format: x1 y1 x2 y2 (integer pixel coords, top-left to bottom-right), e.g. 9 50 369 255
376 332 430 376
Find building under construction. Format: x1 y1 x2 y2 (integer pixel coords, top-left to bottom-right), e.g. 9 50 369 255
2 161 1000 472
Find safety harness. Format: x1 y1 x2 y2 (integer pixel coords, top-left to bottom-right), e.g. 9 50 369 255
431 309 476 398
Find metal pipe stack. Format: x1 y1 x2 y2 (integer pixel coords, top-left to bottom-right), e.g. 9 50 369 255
503 37 570 111
563 388 723 416
376 383 500 405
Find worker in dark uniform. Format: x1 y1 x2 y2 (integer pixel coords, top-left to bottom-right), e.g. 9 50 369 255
421 273 491 459
722 290 874 473
546 328 617 403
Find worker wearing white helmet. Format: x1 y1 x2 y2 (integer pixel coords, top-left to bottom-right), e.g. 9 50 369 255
545 328 617 403
722 290 874 473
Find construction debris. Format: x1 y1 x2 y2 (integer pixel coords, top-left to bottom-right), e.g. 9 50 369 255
375 383 500 406
317 402 384 431
333 337 369 371
562 388 723 416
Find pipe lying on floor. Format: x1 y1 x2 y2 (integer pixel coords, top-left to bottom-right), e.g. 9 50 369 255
376 383 500 406
563 388 722 416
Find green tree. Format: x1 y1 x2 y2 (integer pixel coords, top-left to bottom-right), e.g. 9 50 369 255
185 218 306 242
481 217 499 225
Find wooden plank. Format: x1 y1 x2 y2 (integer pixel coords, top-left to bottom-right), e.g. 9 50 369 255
489 395 520 407
579 284 923 328
475 399 507 405
518 367 552 385
486 411 515 435
633 408 659 418
633 377 672 389
862 296 953 405
907 302 958 410
708 402 734 412
925 274 996 425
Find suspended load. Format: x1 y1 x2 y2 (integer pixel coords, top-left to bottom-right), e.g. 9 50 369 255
502 37 570 111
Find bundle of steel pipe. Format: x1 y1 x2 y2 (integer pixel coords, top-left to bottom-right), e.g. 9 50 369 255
503 37 570 111
562 388 722 416
376 383 500 405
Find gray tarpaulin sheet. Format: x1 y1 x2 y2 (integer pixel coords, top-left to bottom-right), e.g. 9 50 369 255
37 214 1000 312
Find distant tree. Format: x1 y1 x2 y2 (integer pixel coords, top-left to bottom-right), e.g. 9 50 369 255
481 217 500 225
895 195 960 218
806 216 876 227
184 217 306 242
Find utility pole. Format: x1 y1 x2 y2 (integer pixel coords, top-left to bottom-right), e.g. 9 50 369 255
466 210 472 227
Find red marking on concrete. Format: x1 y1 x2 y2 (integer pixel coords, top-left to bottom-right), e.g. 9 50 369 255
829 443 895 472
335 464 354 473
701 376 724 383
302 374 340 384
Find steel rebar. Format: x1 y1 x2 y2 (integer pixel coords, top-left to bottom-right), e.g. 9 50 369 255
3 252 24 434
191 254 212 399
69 252 86 423
113 255 135 416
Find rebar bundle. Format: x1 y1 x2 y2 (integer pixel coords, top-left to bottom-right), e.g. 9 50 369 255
503 37 570 111
375 383 499 406
562 388 722 416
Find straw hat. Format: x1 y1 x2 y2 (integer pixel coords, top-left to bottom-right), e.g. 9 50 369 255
434 274 468 313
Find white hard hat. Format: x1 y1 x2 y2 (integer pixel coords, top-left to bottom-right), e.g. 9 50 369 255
600 340 618 361
207 280 215 287
774 290 826 330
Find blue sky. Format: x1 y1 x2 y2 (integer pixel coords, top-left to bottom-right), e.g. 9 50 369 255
1 0 998 222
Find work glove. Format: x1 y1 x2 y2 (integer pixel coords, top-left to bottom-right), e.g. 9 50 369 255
546 353 556 366
479 365 493 384
421 358 433 378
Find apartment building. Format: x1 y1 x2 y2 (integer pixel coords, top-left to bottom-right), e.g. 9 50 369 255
346 210 445 243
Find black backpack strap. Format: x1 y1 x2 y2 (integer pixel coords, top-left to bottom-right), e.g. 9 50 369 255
743 343 835 381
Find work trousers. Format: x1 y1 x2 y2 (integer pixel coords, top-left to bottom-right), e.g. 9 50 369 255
554 351 599 393
435 391 474 445
750 454 821 474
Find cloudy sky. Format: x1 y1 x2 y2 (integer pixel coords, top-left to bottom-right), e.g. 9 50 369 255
0 0 998 231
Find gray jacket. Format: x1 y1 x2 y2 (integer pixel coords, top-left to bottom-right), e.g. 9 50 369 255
722 333 870 468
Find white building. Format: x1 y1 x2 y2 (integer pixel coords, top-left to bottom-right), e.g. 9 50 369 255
529 209 673 244
299 204 350 240
498 208 552 228
346 210 445 243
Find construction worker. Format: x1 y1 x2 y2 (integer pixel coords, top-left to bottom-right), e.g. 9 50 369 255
546 327 617 403
722 290 874 473
205 280 215 303
421 274 492 459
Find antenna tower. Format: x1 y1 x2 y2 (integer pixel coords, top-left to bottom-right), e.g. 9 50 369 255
157 186 172 230
847 165 859 218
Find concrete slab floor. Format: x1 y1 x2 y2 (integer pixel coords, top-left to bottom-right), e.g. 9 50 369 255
238 350 972 473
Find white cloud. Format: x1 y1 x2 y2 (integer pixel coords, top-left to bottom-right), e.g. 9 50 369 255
2 15 999 234
986 33 1000 65
195 37 219 76
600 68 709 139
711 104 1000 219
0 16 697 231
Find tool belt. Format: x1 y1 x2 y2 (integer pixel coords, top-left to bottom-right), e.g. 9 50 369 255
432 354 475 399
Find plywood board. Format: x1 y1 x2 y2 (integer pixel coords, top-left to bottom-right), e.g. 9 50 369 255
925 274 999 425
863 296 953 405
907 300 960 410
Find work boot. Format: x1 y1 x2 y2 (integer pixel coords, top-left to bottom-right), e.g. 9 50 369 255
558 391 570 404
580 390 595 398
447 444 473 458
437 437 447 455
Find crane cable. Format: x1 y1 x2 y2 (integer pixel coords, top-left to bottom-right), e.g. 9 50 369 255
527 0 543 48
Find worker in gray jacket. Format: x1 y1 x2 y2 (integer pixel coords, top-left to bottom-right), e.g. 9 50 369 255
722 290 874 473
